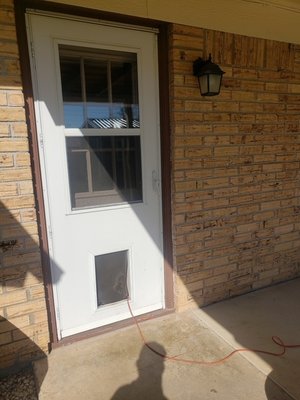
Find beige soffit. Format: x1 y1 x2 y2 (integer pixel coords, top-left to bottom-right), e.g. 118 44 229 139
43 0 300 44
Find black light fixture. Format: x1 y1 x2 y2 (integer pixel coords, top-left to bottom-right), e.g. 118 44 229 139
193 54 225 96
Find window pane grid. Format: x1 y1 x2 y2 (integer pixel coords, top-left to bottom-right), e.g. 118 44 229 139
59 45 140 129
66 136 142 209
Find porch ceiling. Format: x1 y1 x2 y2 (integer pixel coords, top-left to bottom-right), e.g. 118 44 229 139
43 0 300 44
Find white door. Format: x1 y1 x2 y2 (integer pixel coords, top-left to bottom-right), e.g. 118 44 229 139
27 14 164 338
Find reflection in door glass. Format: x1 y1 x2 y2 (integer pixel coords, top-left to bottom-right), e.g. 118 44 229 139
59 45 140 129
66 136 142 209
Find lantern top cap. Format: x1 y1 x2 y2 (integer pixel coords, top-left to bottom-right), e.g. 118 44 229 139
193 53 225 77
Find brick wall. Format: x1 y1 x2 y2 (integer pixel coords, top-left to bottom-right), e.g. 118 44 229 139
0 0 49 373
170 24 300 311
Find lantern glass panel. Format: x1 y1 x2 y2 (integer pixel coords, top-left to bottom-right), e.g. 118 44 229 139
199 75 209 95
208 74 221 94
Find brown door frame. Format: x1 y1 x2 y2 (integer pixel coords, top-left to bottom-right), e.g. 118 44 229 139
14 0 173 346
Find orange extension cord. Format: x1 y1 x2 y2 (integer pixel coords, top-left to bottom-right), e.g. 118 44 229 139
127 299 300 366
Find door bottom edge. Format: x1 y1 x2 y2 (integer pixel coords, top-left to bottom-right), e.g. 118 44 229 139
51 306 175 349
60 302 164 338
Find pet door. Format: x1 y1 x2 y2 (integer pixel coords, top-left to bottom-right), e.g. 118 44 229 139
95 250 129 306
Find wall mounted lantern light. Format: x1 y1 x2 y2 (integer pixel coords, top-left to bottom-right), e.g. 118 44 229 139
193 54 225 96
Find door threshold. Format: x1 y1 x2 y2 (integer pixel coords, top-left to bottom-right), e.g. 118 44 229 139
51 307 175 350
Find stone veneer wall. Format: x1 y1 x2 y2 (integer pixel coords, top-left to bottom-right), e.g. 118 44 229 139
170 24 300 310
0 0 49 373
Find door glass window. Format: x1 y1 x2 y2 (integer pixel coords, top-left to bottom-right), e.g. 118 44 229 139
59 45 143 210
66 136 142 209
59 45 139 129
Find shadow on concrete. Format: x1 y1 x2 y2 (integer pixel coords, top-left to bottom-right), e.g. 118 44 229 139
111 342 169 400
200 279 300 399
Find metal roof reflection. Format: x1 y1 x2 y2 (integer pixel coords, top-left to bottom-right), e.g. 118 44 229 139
85 118 140 129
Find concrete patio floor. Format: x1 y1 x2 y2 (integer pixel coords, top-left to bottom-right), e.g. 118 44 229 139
34 278 300 399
